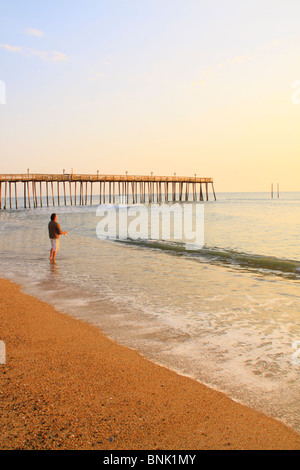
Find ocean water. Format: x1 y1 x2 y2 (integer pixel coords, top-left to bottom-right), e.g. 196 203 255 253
0 191 299 433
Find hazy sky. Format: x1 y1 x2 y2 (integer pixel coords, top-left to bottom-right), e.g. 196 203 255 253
1 0 300 191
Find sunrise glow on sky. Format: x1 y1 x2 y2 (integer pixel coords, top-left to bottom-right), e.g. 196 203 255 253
1 0 300 191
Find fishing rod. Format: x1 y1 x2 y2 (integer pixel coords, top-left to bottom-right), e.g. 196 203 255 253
66 223 85 232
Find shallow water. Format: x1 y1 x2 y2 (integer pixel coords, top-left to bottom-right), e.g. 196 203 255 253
0 192 299 432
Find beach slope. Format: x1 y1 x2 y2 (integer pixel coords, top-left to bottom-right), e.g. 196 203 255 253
0 278 299 450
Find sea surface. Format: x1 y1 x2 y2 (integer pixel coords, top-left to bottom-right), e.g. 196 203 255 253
0 191 299 433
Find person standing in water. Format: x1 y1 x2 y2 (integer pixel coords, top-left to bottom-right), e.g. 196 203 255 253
48 213 67 262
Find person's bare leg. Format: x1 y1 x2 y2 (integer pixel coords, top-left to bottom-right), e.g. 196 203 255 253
52 250 57 262
50 249 53 260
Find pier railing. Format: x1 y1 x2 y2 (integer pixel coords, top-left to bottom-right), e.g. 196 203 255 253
0 173 216 209
0 173 214 183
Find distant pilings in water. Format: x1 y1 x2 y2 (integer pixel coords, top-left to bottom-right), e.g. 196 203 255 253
0 173 216 210
271 183 280 198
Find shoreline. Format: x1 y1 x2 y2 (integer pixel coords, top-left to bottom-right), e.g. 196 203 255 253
0 277 299 450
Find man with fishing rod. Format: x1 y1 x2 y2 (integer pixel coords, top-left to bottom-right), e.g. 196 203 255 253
48 213 68 262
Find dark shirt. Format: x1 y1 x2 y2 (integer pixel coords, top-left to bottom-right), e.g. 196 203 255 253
48 220 63 240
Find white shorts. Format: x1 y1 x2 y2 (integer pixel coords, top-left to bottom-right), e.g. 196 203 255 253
50 238 59 251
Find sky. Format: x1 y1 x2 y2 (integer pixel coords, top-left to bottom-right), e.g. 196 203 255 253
0 0 300 192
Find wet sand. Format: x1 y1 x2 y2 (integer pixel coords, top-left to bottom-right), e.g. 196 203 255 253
0 277 299 450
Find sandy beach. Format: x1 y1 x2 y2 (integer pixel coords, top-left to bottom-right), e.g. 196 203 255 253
0 277 299 450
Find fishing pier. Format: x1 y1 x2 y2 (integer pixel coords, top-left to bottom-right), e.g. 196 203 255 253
0 173 216 210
